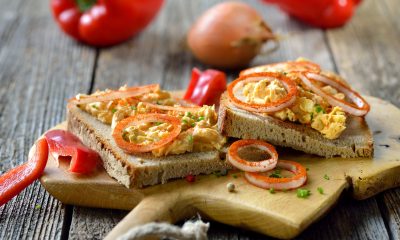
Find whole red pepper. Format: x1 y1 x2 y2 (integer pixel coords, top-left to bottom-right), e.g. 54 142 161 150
262 0 362 28
51 0 164 46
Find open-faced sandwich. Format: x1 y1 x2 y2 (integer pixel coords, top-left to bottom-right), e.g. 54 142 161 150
67 84 230 188
218 59 373 158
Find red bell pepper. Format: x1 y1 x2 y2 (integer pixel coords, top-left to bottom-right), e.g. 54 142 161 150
45 130 100 174
262 0 362 28
0 138 49 206
184 68 227 106
50 0 164 46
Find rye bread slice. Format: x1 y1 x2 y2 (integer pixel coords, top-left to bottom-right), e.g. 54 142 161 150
218 92 373 158
67 104 231 188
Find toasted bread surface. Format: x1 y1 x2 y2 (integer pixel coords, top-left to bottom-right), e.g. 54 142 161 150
67 104 230 188
218 93 373 158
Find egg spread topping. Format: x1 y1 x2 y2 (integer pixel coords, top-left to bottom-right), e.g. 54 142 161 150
242 76 347 140
77 86 226 156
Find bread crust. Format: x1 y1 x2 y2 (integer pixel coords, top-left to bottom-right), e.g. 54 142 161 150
218 93 373 158
67 104 231 188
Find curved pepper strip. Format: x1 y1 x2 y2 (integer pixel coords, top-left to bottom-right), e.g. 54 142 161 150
45 129 100 174
50 0 164 46
262 0 361 28
184 68 227 106
0 138 49 206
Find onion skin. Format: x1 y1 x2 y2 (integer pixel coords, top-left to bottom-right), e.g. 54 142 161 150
187 2 274 69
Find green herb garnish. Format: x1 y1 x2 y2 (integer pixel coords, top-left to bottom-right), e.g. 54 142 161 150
197 116 205 122
182 119 188 124
154 122 162 126
122 132 128 141
186 112 192 118
269 188 275 194
188 135 193 144
214 169 228 177
91 105 98 109
111 109 117 113
324 174 330 180
269 168 282 178
317 187 324 194
131 106 137 110
191 122 195 127
297 189 311 198
315 104 326 114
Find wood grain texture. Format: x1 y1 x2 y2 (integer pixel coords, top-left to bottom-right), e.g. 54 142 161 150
41 96 397 239
326 0 400 238
65 0 399 239
1 0 399 239
0 0 96 239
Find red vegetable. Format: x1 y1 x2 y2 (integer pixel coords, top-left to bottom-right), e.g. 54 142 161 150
50 0 164 46
45 129 100 174
184 68 227 106
187 2 275 69
0 138 49 206
185 174 196 183
112 114 182 154
262 0 361 28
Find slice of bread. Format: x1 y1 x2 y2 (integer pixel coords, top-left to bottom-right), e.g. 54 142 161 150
218 92 373 158
67 104 231 188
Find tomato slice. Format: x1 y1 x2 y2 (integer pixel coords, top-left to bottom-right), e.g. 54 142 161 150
184 68 227 106
45 129 100 174
112 113 182 153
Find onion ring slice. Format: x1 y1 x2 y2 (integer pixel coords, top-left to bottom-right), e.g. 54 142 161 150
70 84 160 105
300 73 370 116
240 61 321 76
112 113 181 153
227 72 298 113
141 102 201 112
227 139 278 172
244 160 307 190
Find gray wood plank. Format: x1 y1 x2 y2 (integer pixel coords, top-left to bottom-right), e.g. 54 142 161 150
0 0 96 239
326 0 400 105
327 0 400 238
68 0 391 239
69 207 126 240
380 190 400 239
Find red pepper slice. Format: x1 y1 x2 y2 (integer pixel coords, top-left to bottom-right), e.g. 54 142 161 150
0 138 49 206
184 68 227 106
50 0 164 46
262 0 360 28
45 130 100 174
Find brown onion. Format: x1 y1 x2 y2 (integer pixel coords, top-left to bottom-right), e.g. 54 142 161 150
187 2 275 69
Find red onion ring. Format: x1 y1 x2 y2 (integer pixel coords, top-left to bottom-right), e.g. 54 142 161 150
244 160 307 190
70 84 160 105
227 139 278 172
227 72 298 113
299 73 370 116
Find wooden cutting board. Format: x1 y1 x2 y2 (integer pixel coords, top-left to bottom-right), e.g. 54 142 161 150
39 96 400 239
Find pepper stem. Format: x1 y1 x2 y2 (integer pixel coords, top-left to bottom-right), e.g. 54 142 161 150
76 0 97 12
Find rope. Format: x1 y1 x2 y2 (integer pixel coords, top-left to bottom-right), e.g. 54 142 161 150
117 219 209 240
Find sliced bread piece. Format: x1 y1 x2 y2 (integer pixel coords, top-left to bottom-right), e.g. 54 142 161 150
218 92 373 158
67 104 231 188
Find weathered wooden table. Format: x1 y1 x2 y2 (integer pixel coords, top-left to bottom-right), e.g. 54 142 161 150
1 0 399 239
